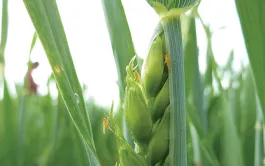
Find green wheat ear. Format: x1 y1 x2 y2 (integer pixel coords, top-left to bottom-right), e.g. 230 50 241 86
142 0 199 166
146 0 198 19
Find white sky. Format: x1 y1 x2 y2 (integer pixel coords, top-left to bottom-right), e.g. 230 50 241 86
1 0 248 106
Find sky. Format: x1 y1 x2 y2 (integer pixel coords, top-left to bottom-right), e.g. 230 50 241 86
1 0 248 106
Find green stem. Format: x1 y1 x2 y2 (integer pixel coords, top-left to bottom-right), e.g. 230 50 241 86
162 16 187 166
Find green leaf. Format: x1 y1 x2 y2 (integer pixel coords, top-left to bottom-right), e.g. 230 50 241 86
2 79 18 165
254 99 263 166
101 0 136 100
235 0 265 120
184 16 206 133
189 123 201 165
199 141 220 166
0 0 8 66
240 69 257 166
28 32 37 57
221 94 243 166
23 0 99 164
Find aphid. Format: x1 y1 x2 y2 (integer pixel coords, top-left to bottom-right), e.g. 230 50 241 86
164 54 171 70
133 71 141 81
103 117 109 134
54 66 61 74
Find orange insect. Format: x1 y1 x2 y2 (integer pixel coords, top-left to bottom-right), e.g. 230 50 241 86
133 71 141 81
103 117 109 134
164 54 171 70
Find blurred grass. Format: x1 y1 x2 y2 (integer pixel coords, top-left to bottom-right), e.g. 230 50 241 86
1 81 119 165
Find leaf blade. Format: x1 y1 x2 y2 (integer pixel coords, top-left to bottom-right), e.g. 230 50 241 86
23 0 99 164
235 0 265 119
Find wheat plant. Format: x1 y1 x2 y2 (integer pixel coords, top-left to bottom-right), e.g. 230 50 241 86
0 0 265 166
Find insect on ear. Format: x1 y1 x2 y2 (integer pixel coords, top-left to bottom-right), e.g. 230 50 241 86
164 54 171 70
133 71 141 82
103 117 109 134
